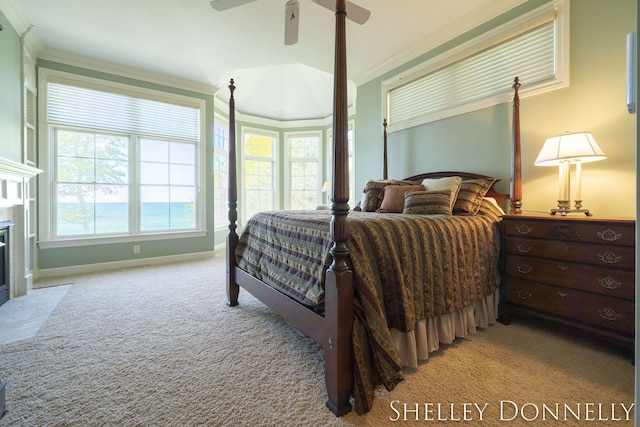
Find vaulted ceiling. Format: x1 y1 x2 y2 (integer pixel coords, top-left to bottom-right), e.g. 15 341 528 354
7 0 521 120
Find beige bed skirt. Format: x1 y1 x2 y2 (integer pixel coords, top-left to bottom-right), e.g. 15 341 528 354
390 290 500 368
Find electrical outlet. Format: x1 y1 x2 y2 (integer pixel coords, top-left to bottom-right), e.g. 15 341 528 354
133 245 140 254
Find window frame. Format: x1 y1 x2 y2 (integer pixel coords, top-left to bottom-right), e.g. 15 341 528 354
283 130 323 210
239 126 279 225
213 114 230 230
38 68 207 249
382 0 569 133
326 120 356 208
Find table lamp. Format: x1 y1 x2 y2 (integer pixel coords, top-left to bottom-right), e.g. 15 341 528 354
534 131 606 216
322 181 331 204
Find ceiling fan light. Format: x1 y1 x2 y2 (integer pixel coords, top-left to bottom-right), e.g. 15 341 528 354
284 0 300 45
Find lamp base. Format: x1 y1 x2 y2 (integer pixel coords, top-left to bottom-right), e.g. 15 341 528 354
550 200 593 216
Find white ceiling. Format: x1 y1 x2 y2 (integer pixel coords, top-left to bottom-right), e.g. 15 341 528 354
7 0 521 121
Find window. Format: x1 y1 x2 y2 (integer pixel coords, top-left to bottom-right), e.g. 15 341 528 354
55 129 130 236
41 71 205 243
326 122 356 207
213 119 229 228
242 130 277 222
139 138 197 231
285 132 322 210
383 1 568 132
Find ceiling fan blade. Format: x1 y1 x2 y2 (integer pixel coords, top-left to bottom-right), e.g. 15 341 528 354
209 0 258 11
284 0 300 45
311 0 371 25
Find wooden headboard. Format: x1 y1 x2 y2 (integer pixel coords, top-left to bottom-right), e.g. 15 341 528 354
403 171 509 210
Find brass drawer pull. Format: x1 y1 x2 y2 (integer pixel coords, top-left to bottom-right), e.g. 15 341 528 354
516 224 532 235
556 264 568 271
597 307 622 321
516 289 533 300
598 251 622 264
556 244 569 251
516 264 532 274
598 276 622 290
557 291 568 297
516 244 532 253
597 229 622 242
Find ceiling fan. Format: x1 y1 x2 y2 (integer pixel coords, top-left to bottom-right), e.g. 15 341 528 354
209 0 371 45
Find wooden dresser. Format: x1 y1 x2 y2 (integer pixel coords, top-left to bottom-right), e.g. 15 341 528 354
499 214 636 351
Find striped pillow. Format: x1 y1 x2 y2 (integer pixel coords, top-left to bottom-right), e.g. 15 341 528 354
453 178 498 215
421 176 462 210
403 190 453 215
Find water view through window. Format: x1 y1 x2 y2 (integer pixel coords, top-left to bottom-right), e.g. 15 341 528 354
55 130 197 237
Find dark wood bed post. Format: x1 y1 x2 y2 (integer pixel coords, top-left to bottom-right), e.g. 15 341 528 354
226 79 240 306
510 77 522 214
323 0 354 416
382 119 388 180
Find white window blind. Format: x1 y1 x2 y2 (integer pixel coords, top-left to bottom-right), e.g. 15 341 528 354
48 82 201 143
384 0 568 133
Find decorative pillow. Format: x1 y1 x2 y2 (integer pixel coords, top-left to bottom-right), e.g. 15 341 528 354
359 179 418 212
421 176 462 210
359 180 389 212
377 184 424 213
453 178 498 215
482 197 505 215
403 190 453 215
477 197 506 218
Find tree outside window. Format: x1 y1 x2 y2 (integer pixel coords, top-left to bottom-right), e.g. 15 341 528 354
243 132 276 220
56 129 129 236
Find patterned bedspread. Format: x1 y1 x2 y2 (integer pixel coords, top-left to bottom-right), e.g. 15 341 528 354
235 200 503 413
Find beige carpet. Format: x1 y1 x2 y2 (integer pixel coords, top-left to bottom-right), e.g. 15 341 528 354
0 255 634 426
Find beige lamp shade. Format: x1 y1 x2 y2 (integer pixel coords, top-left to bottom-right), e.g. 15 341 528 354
534 132 607 166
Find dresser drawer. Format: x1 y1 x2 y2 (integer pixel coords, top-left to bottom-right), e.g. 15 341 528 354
505 255 635 300
505 237 635 270
504 219 634 246
505 280 635 335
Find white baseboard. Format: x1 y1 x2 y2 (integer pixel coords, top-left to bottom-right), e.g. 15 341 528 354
35 251 218 281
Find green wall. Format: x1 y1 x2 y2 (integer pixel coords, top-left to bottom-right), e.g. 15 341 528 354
521 0 636 217
355 0 636 218
36 60 217 270
0 11 23 162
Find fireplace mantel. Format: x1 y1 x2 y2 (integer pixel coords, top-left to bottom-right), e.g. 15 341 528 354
0 156 42 299
0 157 42 207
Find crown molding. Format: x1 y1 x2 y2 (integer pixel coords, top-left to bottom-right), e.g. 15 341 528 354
0 0 29 34
215 95 356 129
1 0 214 94
39 48 218 95
0 0 45 55
352 0 528 86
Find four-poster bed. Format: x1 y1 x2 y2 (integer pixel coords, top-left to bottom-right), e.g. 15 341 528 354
225 1 523 416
